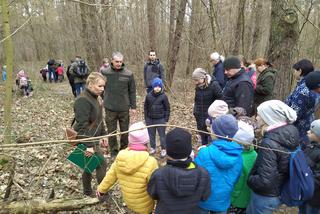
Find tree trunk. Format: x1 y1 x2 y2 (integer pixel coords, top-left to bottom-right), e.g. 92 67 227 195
166 0 176 70
250 0 263 59
230 0 246 55
208 0 217 49
0 198 99 214
1 0 14 144
166 0 187 87
147 0 156 50
267 0 299 100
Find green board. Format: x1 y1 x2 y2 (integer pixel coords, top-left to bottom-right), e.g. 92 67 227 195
67 144 104 174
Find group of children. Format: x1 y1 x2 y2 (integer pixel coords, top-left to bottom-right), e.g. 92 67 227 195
15 69 33 97
40 59 64 83
95 97 320 214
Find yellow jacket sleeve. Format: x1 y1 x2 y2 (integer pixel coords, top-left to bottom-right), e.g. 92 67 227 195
97 162 117 193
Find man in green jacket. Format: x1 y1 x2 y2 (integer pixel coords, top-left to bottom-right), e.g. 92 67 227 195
102 51 137 156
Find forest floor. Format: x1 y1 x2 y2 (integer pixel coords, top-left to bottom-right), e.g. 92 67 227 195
0 74 297 213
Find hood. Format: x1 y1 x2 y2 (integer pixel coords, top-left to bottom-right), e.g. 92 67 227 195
264 124 300 150
116 149 149 174
260 67 277 75
162 162 202 197
206 74 212 84
208 139 243 169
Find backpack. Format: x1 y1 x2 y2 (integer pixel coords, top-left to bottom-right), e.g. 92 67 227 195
280 147 314 206
75 60 88 77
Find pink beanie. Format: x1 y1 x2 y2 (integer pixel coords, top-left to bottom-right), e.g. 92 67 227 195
128 122 149 145
208 100 229 118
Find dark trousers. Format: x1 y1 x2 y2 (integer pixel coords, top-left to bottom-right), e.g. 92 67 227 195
145 117 166 149
195 116 211 145
105 109 129 155
82 145 107 195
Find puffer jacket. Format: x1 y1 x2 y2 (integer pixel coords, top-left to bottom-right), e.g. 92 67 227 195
254 67 276 107
144 59 165 88
97 149 158 214
195 139 243 212
212 61 227 89
304 142 320 207
73 88 107 147
144 91 170 121
193 74 223 121
147 159 211 214
248 124 300 197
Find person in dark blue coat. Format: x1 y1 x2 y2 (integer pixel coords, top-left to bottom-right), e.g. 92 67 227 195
144 78 170 158
192 68 223 145
195 114 243 214
210 52 227 89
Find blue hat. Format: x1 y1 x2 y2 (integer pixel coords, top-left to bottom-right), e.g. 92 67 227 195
211 114 239 138
152 78 163 88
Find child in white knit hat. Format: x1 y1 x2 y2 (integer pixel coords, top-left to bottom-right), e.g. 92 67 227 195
205 100 229 132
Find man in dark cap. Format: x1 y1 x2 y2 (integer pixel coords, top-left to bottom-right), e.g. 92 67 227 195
222 56 254 116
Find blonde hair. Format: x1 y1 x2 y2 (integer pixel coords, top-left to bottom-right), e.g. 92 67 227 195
86 72 106 86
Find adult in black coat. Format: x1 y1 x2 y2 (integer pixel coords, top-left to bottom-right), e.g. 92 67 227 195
247 100 300 214
192 68 222 145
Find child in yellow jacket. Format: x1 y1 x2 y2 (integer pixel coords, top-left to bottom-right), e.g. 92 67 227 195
97 122 158 214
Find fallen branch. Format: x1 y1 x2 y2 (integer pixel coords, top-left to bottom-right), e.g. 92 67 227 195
0 154 16 201
0 198 99 214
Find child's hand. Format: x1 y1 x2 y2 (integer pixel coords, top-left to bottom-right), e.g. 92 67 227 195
85 147 94 157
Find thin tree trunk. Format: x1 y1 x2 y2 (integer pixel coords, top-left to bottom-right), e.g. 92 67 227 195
166 0 176 69
147 0 156 50
166 0 187 87
1 0 14 144
250 0 263 59
231 0 246 55
208 0 217 49
267 0 299 100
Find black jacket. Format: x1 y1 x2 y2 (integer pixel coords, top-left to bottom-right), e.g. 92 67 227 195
223 69 254 116
304 142 320 207
147 160 211 214
248 125 300 197
144 91 170 122
193 75 222 119
144 59 165 88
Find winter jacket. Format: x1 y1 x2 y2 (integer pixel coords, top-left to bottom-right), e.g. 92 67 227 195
98 149 158 214
69 60 90 84
195 139 243 212
254 67 276 107
193 75 223 121
223 69 254 116
248 124 300 197
147 159 211 214
231 146 257 208
285 79 318 143
73 88 107 147
102 63 136 111
144 91 170 121
304 142 320 207
144 59 165 88
212 61 227 89
56 66 64 75
245 67 257 90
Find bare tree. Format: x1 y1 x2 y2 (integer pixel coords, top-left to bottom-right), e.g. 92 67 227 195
166 0 187 86
1 0 14 144
230 0 246 55
250 0 263 59
267 0 299 100
147 0 156 50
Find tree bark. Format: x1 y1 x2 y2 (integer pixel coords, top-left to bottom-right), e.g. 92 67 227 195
267 0 299 100
231 0 246 55
250 0 263 59
208 0 217 49
166 0 187 87
0 198 99 214
147 0 156 50
1 0 14 144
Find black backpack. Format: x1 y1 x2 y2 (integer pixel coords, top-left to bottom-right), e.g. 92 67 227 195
75 60 88 77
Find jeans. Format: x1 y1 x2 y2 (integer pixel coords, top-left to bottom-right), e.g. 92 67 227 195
299 203 320 214
48 67 56 82
199 208 226 214
75 82 85 97
145 117 166 149
105 109 129 156
246 191 281 214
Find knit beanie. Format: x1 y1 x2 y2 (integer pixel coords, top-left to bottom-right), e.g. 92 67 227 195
257 100 297 126
310 119 320 138
208 100 229 118
128 122 149 145
166 128 192 159
210 52 220 61
305 71 320 90
233 121 254 144
151 77 163 88
223 56 241 70
211 114 239 138
192 68 207 80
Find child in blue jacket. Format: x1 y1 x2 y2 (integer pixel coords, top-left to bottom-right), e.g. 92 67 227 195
195 114 243 214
